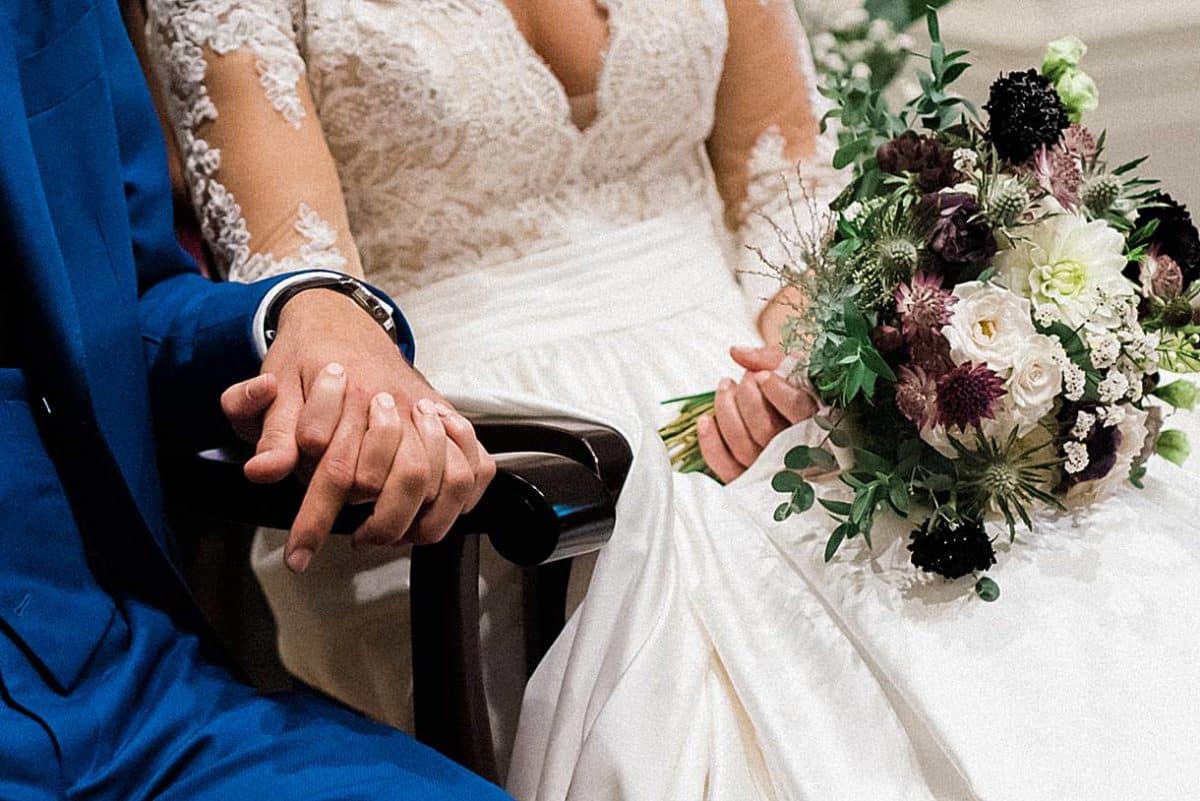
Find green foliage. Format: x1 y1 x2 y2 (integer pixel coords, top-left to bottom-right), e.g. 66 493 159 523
1156 327 1200 374
806 298 896 406
865 0 954 29
822 8 976 204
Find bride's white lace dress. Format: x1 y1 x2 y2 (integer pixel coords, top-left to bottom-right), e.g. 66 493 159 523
146 1 1200 798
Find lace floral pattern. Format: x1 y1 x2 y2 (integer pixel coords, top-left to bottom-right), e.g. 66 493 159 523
146 0 346 280
296 0 730 290
732 27 848 312
148 0 842 296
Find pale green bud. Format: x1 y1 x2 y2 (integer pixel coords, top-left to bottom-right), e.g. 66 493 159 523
1042 35 1087 81
1152 380 1200 411
1156 429 1192 467
1054 68 1099 123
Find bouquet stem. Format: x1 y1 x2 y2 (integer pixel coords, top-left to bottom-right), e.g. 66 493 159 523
659 391 717 478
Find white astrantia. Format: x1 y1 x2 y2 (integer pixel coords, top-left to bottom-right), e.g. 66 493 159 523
995 212 1135 328
942 282 1037 374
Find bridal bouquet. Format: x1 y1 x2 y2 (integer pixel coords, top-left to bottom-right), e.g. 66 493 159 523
662 12 1200 600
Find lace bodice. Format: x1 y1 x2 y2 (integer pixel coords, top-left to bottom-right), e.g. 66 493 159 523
145 0 843 302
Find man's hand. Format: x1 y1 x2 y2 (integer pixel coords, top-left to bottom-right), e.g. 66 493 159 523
220 289 495 572
697 344 817 483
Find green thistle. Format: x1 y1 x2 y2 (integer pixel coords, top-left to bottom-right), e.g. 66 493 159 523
952 428 1065 536
847 194 924 310
985 175 1031 228
1082 173 1122 216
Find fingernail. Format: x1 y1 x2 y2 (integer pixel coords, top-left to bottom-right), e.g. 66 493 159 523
375 393 396 410
286 547 312 573
416 398 438 415
433 402 455 417
325 362 345 378
719 378 733 391
755 371 772 383
245 382 259 401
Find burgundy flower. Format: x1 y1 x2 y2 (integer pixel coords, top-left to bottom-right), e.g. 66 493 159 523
935 362 1006 431
872 324 905 354
919 192 997 267
895 272 956 339
909 335 954 376
895 365 939 429
876 132 963 193
1140 250 1185 300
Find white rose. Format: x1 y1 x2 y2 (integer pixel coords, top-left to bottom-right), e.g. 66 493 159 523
1006 334 1064 425
942 282 1037 374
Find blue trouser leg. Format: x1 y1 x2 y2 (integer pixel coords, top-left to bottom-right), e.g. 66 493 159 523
0 598 510 801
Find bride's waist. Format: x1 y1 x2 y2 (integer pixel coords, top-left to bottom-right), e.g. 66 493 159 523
400 204 743 367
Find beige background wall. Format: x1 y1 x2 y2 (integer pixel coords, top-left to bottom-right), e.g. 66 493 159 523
930 0 1200 211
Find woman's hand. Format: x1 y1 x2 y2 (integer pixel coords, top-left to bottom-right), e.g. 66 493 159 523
220 289 496 572
697 344 817 483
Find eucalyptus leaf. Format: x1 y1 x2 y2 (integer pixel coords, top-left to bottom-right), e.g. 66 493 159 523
791 483 817 514
975 576 1000 602
772 470 808 493
819 498 853 517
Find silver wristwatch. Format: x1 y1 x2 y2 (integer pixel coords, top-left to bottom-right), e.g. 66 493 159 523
252 271 400 358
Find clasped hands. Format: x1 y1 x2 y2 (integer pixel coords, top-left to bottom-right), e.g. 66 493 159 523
219 290 496 573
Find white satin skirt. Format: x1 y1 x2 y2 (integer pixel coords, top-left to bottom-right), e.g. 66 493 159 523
253 203 1200 800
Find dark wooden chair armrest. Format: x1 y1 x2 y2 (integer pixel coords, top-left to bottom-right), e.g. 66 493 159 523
162 416 633 783
166 442 616 567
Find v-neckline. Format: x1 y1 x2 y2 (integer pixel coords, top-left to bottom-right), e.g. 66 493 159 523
490 0 615 137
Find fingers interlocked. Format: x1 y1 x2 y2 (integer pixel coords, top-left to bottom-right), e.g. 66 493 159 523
256 363 496 571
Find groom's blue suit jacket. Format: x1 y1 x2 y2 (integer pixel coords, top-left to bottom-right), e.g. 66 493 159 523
0 0 410 694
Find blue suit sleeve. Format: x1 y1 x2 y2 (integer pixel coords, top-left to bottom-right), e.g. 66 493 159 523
95 0 411 450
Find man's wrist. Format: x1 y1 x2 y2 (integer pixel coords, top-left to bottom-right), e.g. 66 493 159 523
252 272 400 359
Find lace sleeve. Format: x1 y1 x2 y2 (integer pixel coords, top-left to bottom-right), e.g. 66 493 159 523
707 0 848 330
144 0 361 283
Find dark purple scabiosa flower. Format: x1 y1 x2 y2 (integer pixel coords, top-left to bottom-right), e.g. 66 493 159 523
984 69 1071 163
908 516 997 580
935 362 1006 431
1136 194 1200 286
876 132 963 193
895 365 939 429
895 272 956 339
